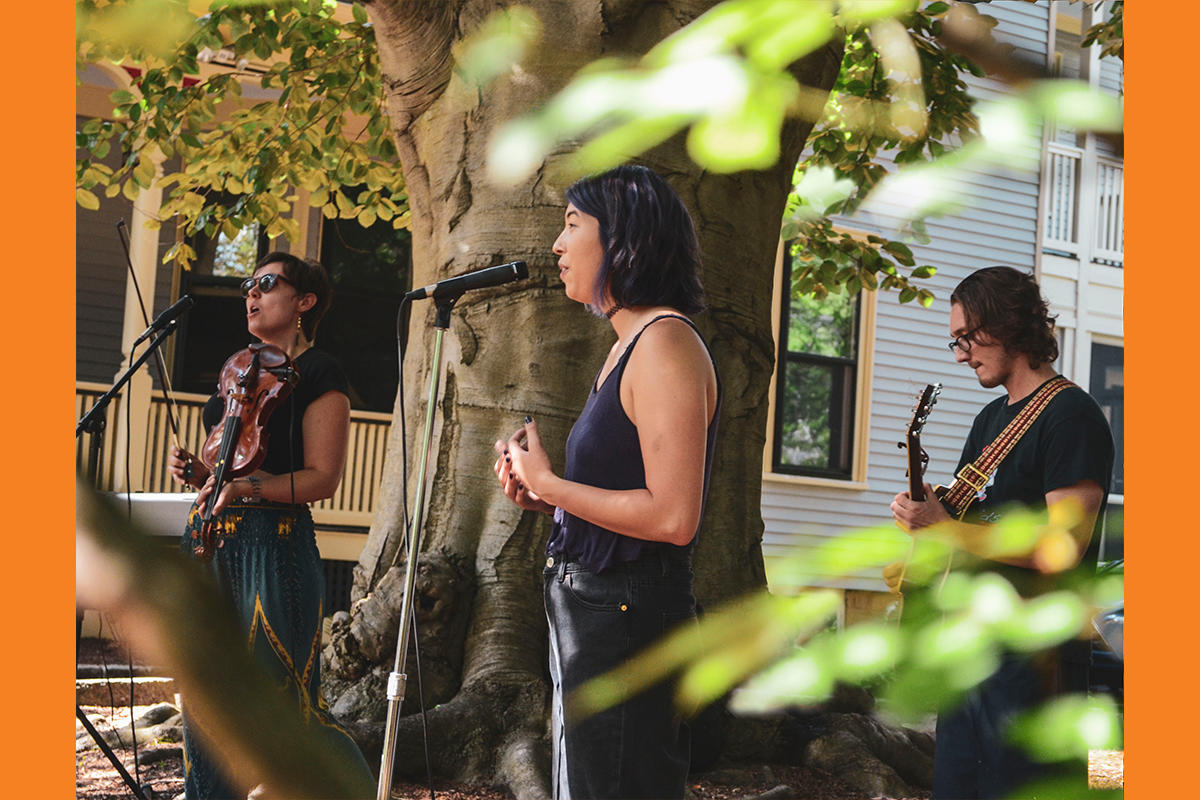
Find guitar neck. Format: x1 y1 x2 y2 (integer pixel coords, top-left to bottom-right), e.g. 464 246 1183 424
906 434 925 501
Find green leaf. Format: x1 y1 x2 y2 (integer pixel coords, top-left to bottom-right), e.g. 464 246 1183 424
352 3 368 25
792 164 855 216
1008 694 1122 762
882 240 915 266
76 187 101 211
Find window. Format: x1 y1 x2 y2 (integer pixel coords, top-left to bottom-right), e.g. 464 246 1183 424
771 244 861 478
1089 342 1123 561
317 186 412 412
1089 342 1124 496
171 188 413 412
173 205 271 395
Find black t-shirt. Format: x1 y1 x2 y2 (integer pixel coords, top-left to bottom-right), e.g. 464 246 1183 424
953 376 1114 593
202 347 349 476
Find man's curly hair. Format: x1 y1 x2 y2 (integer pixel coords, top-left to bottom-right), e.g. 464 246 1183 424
951 266 1059 368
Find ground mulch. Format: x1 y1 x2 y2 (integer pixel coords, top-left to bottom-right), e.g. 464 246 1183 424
75 638 1121 800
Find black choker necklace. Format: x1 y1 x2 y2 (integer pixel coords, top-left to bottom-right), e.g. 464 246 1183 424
604 304 623 319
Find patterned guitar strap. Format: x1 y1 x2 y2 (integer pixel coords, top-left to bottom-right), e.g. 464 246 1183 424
935 376 1076 519
892 377 1075 629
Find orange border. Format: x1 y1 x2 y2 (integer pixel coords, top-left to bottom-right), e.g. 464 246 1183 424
1125 2 1169 797
5 1 75 794
47 2 1152 797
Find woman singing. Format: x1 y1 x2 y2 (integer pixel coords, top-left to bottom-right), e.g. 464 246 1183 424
494 165 721 800
168 252 373 799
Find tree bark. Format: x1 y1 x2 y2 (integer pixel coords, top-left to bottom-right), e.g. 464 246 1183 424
327 2 845 795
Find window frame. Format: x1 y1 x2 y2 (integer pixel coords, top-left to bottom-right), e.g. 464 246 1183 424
763 238 876 486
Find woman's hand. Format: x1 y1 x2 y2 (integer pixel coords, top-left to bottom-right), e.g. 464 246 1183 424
492 418 555 514
195 474 247 517
168 445 209 489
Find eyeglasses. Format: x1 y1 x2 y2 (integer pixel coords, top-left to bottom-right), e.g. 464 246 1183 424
947 330 978 353
240 273 293 297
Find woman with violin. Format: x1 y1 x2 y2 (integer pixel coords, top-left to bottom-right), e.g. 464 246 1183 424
168 252 373 799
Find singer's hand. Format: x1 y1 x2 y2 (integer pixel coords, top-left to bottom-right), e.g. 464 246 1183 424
493 421 555 514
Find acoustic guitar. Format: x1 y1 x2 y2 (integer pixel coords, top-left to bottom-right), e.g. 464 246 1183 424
900 383 941 500
886 383 942 620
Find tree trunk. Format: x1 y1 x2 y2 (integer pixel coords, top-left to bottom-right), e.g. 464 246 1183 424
324 2 844 796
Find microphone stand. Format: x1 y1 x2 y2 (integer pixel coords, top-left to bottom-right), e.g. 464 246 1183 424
76 321 181 800
376 295 457 800
77 321 181 444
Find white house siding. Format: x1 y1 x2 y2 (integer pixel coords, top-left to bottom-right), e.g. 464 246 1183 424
762 2 1055 594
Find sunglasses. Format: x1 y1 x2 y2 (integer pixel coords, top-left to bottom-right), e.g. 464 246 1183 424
240 273 293 297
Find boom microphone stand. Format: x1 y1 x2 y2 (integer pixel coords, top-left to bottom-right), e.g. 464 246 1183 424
76 322 183 800
376 295 456 800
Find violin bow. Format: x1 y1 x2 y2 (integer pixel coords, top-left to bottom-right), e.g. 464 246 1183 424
117 220 193 479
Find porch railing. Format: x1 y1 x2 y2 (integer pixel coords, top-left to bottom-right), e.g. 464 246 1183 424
1094 156 1125 265
76 382 392 528
1045 143 1080 255
1044 142 1123 267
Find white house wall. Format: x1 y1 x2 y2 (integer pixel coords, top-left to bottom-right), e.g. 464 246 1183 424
761 1 1057 593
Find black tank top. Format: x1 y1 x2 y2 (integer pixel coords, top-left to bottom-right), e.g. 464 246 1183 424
546 314 722 572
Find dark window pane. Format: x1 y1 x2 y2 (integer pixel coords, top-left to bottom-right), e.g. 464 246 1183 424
1089 343 1123 495
317 191 412 411
779 360 833 469
776 358 855 476
319 191 411 294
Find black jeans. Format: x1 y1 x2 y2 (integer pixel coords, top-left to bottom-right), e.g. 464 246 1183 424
932 653 1056 800
544 550 696 800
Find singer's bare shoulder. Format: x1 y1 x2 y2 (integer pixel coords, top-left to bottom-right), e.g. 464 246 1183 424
622 313 717 425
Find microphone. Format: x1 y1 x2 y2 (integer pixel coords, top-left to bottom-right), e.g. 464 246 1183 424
132 295 195 347
405 261 528 301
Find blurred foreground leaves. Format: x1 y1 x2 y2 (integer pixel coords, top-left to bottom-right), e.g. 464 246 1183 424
76 482 374 798
489 0 1121 305
570 505 1123 772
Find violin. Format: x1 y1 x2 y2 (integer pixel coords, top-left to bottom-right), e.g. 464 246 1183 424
192 343 300 559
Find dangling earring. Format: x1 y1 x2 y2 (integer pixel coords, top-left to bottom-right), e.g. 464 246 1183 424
296 316 304 339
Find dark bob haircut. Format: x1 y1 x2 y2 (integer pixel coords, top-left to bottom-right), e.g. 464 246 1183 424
257 251 333 341
564 164 705 315
951 266 1059 369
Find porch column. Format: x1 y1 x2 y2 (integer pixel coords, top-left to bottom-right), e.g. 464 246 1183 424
109 152 166 493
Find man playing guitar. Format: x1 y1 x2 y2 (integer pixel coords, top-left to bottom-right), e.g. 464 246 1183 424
885 266 1114 800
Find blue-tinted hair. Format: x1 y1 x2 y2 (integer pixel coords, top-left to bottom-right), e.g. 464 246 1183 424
564 165 705 314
